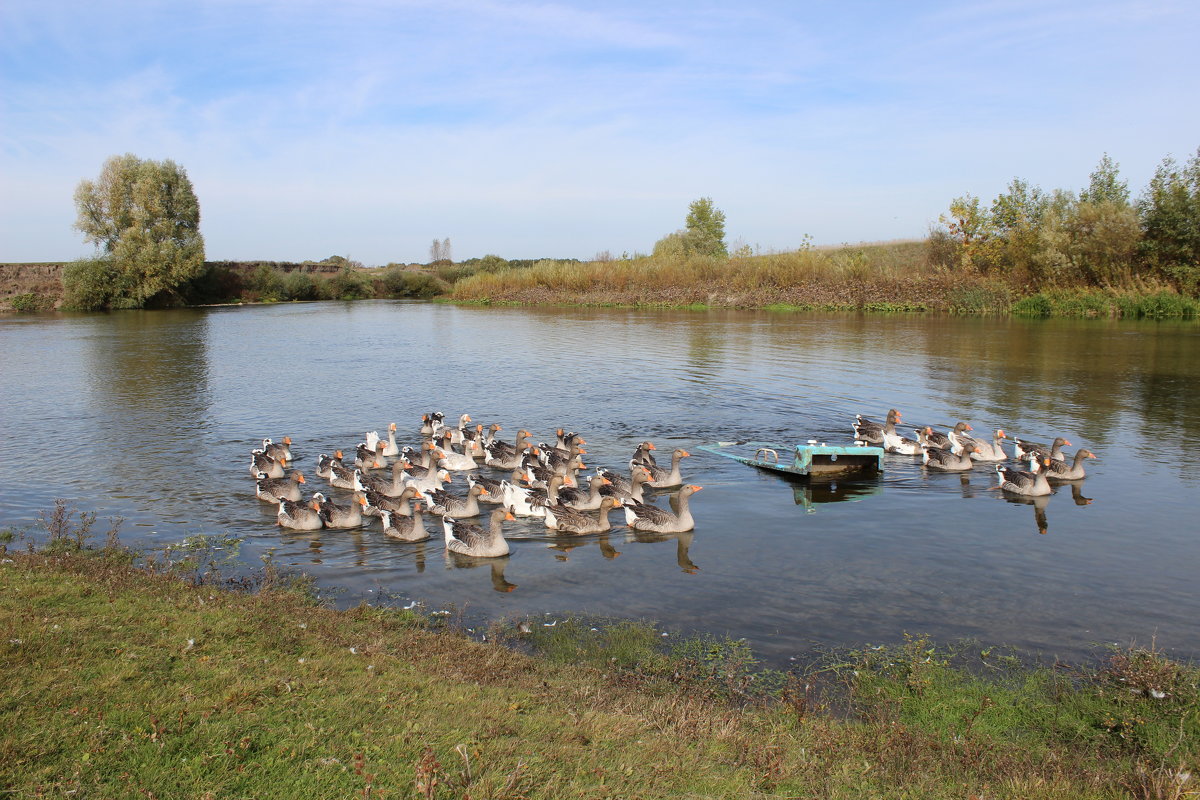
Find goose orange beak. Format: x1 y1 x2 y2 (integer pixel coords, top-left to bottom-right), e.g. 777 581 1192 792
297 474 306 483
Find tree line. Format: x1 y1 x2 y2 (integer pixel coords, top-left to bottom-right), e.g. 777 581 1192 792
935 150 1200 294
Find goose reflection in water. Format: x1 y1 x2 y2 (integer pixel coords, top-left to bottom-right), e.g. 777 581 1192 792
444 551 518 593
545 531 623 561
1000 484 1094 535
626 530 699 574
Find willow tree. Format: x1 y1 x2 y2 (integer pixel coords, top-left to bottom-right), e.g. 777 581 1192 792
69 154 205 308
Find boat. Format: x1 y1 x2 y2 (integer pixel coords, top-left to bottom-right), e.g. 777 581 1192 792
696 439 885 479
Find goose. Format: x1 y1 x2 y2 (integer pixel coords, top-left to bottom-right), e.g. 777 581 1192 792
328 460 358 490
642 448 690 489
262 436 293 462
365 423 401 458
882 420 922 455
435 433 479 471
485 442 535 470
398 446 437 482
448 413 473 446
521 473 574 510
555 428 587 452
946 422 976 452
250 449 286 479
354 441 387 471
853 409 901 445
423 484 489 518
315 451 344 481
443 506 515 558
500 479 545 517
631 440 657 469
558 474 612 510
358 485 420 517
313 492 364 529
1015 437 1071 466
543 496 622 534
964 429 1008 462
502 473 573 518
276 497 323 530
403 465 452 494
539 440 586 474
460 423 487 460
923 444 980 471
380 503 430 542
400 442 436 470
353 463 410 497
623 485 703 533
255 470 305 503
599 465 653 503
469 469 525 504
488 427 534 458
996 460 1052 496
921 422 970 451
419 412 441 438
1033 448 1096 481
884 424 923 456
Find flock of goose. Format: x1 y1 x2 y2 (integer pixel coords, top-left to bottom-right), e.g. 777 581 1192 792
249 412 701 558
247 408 1094 557
853 409 1096 495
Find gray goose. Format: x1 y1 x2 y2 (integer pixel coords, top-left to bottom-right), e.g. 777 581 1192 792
423 484 489 518
353 463 409 496
381 501 430 542
250 449 286 479
599 465 653 503
354 441 387 471
443 506 515 558
623 485 703 533
358 485 420 517
1033 448 1096 481
921 422 971 451
642 448 690 489
262 436 293 462
558 474 612 510
313 492 364 529
923 443 979 471
315 451 344 481
543 496 622 534
1016 437 1071 466
853 409 901 445
996 460 1052 496
255 470 305 503
276 497 323 530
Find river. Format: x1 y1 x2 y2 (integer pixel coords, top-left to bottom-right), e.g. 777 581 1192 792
1 301 1197 664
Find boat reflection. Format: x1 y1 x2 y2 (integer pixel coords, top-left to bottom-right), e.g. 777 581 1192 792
790 479 884 512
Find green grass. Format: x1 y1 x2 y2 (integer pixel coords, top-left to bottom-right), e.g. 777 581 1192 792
4 528 1198 798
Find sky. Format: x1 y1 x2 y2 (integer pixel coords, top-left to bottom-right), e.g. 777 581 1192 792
2 1 1198 265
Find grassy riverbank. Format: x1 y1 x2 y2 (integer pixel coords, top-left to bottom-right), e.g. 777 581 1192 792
448 244 1200 319
3 535 1197 798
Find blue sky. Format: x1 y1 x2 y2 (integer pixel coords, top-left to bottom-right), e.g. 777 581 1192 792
2 0 1198 265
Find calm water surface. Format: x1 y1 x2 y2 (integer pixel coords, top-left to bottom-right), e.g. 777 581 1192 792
2 301 1197 664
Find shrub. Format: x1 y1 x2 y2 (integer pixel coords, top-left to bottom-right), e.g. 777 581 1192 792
381 268 445 298
8 292 51 312
279 270 317 301
1012 293 1053 317
318 268 371 300
62 255 121 310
